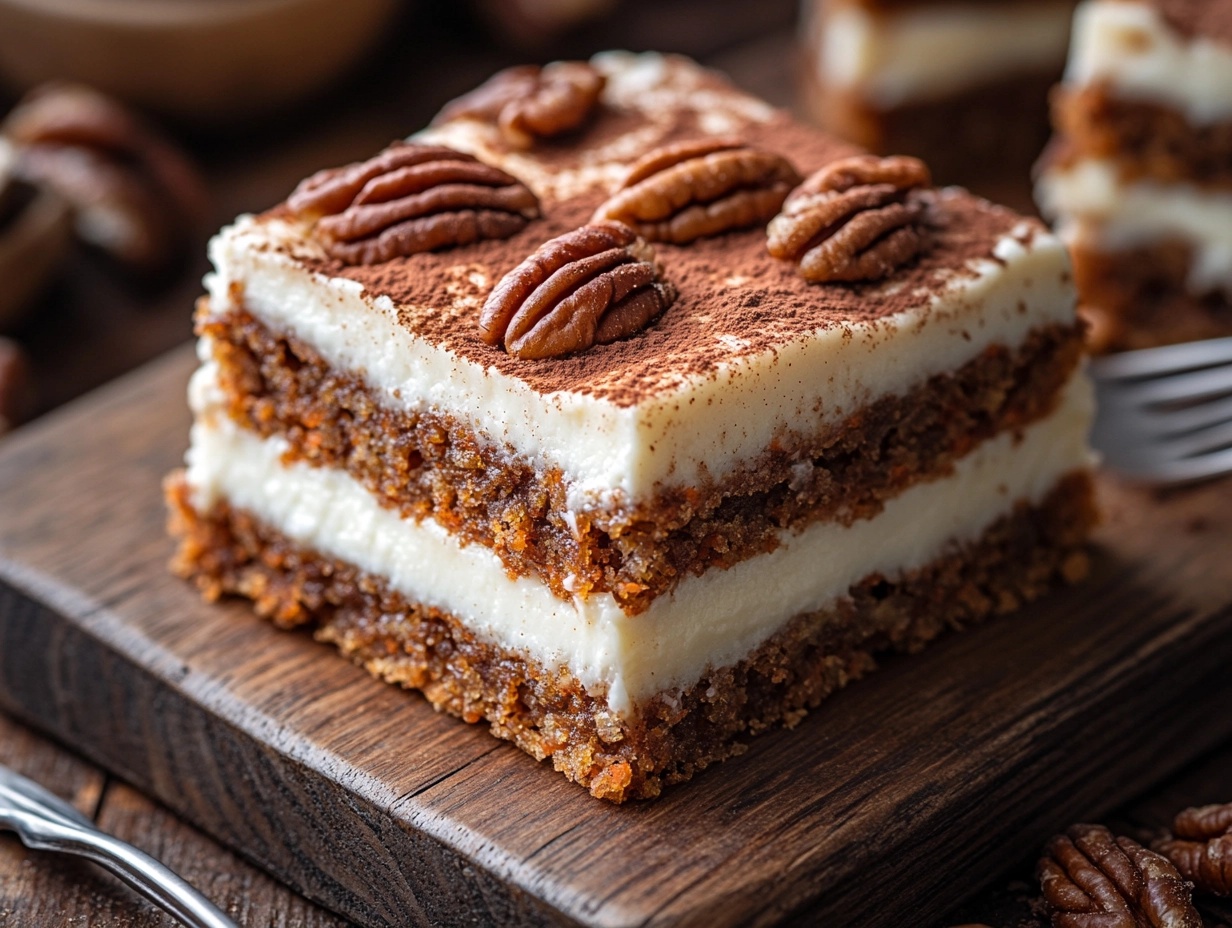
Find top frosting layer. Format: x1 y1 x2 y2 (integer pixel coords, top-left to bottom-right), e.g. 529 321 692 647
209 52 1074 505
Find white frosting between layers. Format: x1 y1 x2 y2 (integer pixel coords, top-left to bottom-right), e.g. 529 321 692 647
1066 0 1232 125
185 366 1094 716
1037 157 1232 296
810 0 1074 106
205 215 1076 511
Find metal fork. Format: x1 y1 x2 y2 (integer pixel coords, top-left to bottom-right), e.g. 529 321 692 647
0 762 237 928
1090 336 1232 484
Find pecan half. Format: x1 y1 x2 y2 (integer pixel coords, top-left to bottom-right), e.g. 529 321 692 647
287 141 540 265
591 137 801 244
3 83 207 274
478 221 675 359
435 61 605 149
766 154 931 283
1037 824 1203 928
1158 803 1232 896
0 337 32 436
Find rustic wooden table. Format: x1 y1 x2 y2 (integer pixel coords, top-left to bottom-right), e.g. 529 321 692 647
0 5 1228 926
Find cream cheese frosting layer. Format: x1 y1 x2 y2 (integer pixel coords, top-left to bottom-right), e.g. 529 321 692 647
1066 0 1232 125
205 215 1076 510
809 0 1074 107
1038 157 1232 295
185 364 1094 716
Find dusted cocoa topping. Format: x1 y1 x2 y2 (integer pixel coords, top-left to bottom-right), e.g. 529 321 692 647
767 154 931 282
591 137 801 244
1138 0 1232 44
478 221 676 358
298 190 1024 406
201 302 1084 612
3 83 207 273
435 61 605 149
273 85 1028 404
166 471 1096 803
286 141 540 264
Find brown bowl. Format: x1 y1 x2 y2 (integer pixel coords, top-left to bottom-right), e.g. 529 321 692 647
0 0 401 124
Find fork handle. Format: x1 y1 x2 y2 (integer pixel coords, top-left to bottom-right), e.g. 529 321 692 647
1 806 237 928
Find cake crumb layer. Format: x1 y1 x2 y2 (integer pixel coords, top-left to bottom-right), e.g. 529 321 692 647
201 302 1084 611
166 471 1097 803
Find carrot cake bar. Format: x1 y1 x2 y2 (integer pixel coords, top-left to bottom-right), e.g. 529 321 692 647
1036 0 1232 351
800 0 1078 186
167 52 1096 802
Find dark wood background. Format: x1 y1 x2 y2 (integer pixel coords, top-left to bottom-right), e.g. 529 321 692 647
0 3 1228 926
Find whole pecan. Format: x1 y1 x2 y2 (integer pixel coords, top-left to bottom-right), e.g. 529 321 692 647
1037 824 1203 928
591 137 801 244
767 154 931 283
287 141 540 265
3 83 207 274
1158 803 1232 896
435 61 605 149
478 221 675 359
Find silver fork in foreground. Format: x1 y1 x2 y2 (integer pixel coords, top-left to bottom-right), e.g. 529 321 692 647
0 763 237 928
1090 336 1232 484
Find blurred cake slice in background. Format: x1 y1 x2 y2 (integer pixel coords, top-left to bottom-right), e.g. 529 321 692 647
800 0 1077 190
1036 0 1232 352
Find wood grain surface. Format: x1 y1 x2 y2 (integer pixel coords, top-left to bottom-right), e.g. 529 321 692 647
0 349 1231 928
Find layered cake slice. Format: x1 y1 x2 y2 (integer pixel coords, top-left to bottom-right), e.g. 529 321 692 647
167 52 1096 802
800 0 1077 186
1036 0 1232 351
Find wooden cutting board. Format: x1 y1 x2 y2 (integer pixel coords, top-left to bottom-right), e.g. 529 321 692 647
1 346 1231 928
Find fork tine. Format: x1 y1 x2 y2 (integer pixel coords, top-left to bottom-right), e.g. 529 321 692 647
1090 335 1232 380
1098 362 1232 407
1128 418 1232 463
1109 446 1232 484
1093 389 1232 438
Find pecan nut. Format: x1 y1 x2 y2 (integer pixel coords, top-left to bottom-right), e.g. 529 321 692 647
0 337 32 436
287 141 541 265
1037 824 1203 928
592 137 801 244
767 154 931 283
3 83 208 274
478 221 676 359
435 61 605 149
1157 803 1232 896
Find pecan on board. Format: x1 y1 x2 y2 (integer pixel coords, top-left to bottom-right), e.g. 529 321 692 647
287 141 540 265
3 83 208 274
591 137 801 244
478 221 676 359
1157 803 1232 897
766 154 931 283
435 61 605 149
1037 824 1203 928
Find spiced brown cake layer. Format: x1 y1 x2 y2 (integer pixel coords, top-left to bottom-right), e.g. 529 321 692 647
1049 85 1232 188
166 472 1096 803
1070 241 1232 351
802 68 1060 189
202 302 1085 612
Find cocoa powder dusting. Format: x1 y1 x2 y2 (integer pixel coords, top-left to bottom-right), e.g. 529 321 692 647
291 97 1026 406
